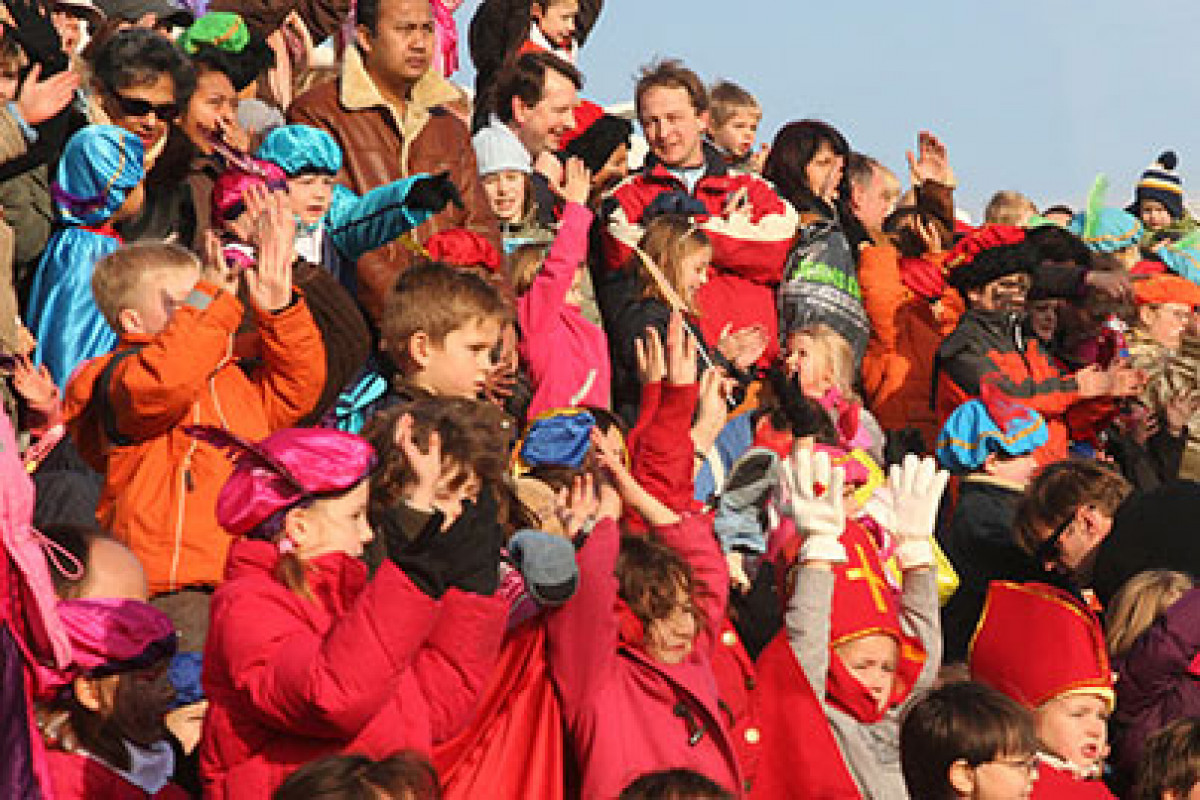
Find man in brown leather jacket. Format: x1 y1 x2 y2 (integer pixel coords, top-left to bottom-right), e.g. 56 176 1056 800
288 0 499 322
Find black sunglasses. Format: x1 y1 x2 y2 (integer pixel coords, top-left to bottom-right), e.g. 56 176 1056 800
1034 515 1073 565
109 90 179 121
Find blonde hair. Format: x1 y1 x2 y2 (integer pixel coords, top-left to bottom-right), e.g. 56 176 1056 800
634 215 711 314
1105 569 1193 659
789 322 856 398
709 80 760 127
510 242 551 297
984 190 1038 226
91 242 200 331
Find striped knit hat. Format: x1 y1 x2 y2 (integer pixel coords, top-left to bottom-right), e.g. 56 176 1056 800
1132 150 1184 221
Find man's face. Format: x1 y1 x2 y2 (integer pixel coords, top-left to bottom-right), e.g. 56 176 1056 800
971 273 1030 313
851 166 900 231
639 84 706 169
512 67 577 157
357 0 434 90
1140 302 1193 351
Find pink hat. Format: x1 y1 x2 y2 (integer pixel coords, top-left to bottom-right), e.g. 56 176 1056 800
36 598 176 691
211 157 288 224
188 426 376 536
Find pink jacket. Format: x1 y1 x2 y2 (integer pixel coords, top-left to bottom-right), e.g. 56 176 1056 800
547 515 743 799
199 539 507 799
517 202 610 417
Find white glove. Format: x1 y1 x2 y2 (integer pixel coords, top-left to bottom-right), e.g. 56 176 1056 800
888 453 950 570
779 447 847 564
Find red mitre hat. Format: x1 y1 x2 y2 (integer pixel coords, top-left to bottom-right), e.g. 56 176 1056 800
824 520 926 722
969 581 1114 711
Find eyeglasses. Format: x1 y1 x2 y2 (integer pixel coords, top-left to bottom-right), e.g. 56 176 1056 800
1034 515 1074 564
109 89 179 121
984 756 1039 777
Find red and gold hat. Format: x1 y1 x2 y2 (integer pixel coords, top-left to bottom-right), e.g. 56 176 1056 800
969 581 1113 711
824 521 926 722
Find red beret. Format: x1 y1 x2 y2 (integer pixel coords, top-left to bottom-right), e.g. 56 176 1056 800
1133 274 1200 307
946 224 1026 269
425 229 502 273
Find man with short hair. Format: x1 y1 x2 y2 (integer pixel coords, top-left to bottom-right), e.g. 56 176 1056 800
598 59 797 359
288 0 498 321
847 153 899 235
477 50 579 164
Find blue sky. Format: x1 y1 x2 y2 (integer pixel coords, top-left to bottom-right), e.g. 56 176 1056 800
457 0 1200 218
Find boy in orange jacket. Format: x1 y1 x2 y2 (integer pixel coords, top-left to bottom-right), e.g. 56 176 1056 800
64 193 325 596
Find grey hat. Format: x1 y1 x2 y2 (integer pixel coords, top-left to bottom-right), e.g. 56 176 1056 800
508 528 579 606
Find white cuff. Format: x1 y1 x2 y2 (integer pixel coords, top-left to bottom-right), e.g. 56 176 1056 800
896 538 935 570
800 534 847 564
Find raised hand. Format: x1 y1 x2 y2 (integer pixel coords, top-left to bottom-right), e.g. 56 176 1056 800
15 63 78 126
778 445 847 565
559 156 592 206
906 131 955 188
664 310 697 386
395 412 442 511
554 473 599 540
887 454 949 570
717 323 768 371
635 324 666 387
3 0 66 73
243 189 295 312
11 353 57 410
405 170 464 213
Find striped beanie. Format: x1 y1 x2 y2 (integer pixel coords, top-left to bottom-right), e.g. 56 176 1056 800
1133 151 1184 221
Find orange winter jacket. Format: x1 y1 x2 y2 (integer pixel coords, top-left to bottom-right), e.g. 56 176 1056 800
64 281 325 594
859 245 963 448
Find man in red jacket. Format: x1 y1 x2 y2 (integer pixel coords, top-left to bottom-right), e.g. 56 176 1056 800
597 59 797 360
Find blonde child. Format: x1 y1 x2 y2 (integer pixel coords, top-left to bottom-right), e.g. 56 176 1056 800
198 421 506 797
784 322 884 463
971 581 1117 799
512 158 608 417
707 80 766 172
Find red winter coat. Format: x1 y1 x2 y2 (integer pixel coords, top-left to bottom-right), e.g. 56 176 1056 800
600 144 798 362
199 539 507 799
547 515 743 799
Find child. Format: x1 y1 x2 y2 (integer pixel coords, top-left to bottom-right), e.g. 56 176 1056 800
609 215 765 424
707 80 765 172
784 322 884 464
900 681 1039 800
1111 582 1200 785
1068 177 1145 270
1132 718 1200 800
619 769 735 800
1128 152 1190 236
523 0 580 62
62 212 326 596
769 448 947 799
547 312 742 798
254 124 462 291
970 580 1117 798
935 397 1049 662
27 125 145 387
984 191 1039 227
274 752 442 800
198 423 506 798
513 157 609 416
380 261 509 401
472 119 545 251
37 597 186 799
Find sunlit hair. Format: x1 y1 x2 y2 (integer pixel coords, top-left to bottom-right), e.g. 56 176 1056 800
632 215 711 314
635 58 708 121
786 322 855 399
708 80 759 128
273 751 441 800
91 241 200 331
509 241 551 297
984 190 1038 226
1105 569 1193 659
380 261 510 362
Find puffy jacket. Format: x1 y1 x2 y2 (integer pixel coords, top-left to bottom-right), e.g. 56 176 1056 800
63 282 325 594
598 143 798 362
200 539 507 799
1112 588 1200 779
859 245 963 447
288 49 499 321
547 514 743 799
935 308 1082 460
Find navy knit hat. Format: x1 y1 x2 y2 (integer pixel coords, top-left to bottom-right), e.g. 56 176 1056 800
1132 151 1185 221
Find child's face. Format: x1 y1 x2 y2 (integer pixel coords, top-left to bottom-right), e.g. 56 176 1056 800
482 170 527 223
0 66 19 104
678 245 711 306
289 480 373 560
287 173 336 226
712 109 760 158
121 266 200 337
51 10 86 54
1034 692 1109 774
531 0 578 49
834 633 898 711
784 332 831 399
415 315 502 398
82 659 175 748
1139 199 1173 231
644 579 698 665
1026 299 1059 343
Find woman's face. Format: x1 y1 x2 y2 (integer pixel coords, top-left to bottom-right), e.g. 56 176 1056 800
99 71 177 156
179 68 238 155
805 140 844 202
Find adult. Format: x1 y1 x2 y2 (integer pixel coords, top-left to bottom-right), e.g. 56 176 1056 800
846 152 899 236
935 236 1142 461
91 0 190 30
475 50 579 168
288 0 498 322
598 58 797 360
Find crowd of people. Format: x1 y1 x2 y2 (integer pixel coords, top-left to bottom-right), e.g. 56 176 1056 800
6 0 1200 798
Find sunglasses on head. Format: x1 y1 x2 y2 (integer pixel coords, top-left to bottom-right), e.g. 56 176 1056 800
109 90 179 121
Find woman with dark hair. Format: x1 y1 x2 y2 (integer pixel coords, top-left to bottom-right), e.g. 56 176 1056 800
765 119 872 367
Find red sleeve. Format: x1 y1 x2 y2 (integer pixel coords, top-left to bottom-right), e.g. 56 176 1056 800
250 293 327 430
215 563 440 739
546 517 620 711
632 382 699 513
